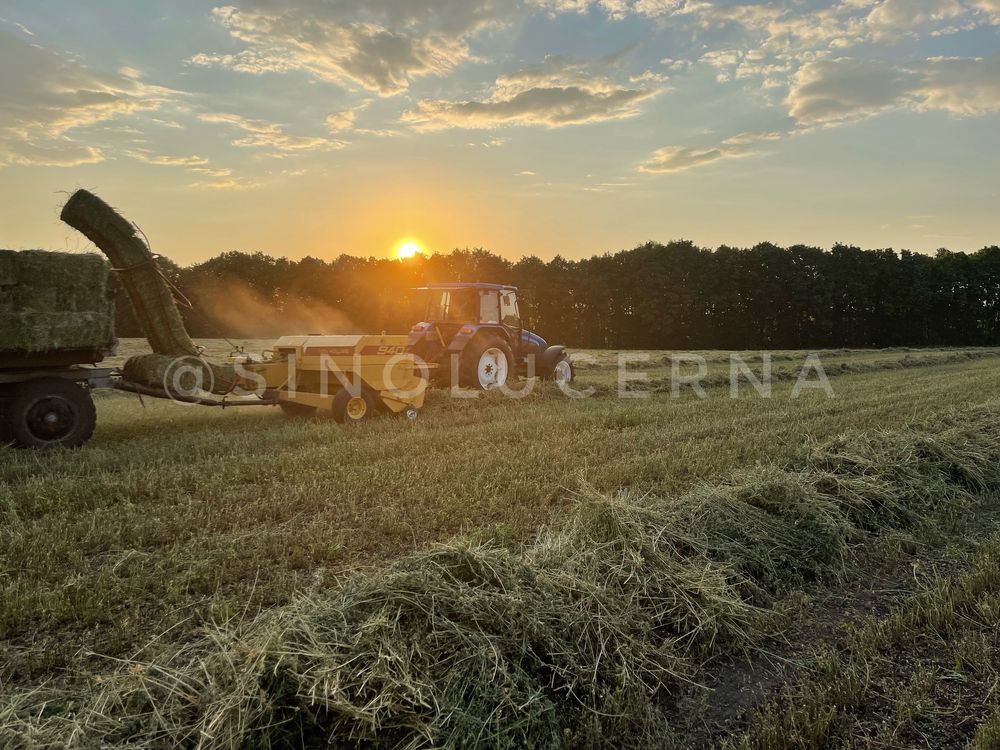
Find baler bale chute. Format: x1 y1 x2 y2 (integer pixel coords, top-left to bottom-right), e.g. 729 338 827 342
60 189 239 395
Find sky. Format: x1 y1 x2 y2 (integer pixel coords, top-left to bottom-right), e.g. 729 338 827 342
1 0 999 265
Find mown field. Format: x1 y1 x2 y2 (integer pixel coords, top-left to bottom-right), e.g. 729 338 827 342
4 342 1000 747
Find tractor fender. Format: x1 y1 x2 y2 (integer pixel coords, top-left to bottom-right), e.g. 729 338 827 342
537 345 567 374
446 325 509 353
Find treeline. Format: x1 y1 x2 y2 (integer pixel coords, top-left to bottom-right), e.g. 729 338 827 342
118 241 1000 349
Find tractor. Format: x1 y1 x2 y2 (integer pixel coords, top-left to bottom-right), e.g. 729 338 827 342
406 283 573 390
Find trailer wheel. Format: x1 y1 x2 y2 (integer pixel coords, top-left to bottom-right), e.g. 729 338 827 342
7 378 96 449
332 388 378 425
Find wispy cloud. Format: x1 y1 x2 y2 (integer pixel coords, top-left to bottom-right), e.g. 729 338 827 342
0 32 177 168
325 110 356 132
639 131 778 174
127 151 209 167
403 54 662 130
192 1 518 96
198 112 349 153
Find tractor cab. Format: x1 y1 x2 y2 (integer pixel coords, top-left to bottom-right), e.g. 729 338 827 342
407 283 573 390
424 283 521 332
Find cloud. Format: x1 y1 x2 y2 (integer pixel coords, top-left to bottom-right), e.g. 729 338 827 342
325 110 356 132
973 0 1000 22
194 1 517 96
127 151 210 167
788 55 1000 124
402 54 662 129
534 0 681 20
865 0 966 37
3 141 104 168
198 112 349 152
125 148 255 190
638 131 776 173
0 32 175 168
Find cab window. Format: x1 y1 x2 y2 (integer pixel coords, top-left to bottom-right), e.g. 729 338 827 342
479 291 500 324
500 292 520 328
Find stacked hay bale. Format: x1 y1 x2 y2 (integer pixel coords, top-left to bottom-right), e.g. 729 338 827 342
0 250 116 357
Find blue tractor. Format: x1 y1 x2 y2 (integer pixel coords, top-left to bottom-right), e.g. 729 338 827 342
406 283 574 390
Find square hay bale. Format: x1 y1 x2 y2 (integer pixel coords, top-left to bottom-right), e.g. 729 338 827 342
0 250 116 354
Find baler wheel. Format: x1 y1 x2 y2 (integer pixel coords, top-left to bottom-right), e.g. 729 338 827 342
333 388 378 425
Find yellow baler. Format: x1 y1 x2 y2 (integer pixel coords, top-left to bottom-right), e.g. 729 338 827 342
239 334 428 424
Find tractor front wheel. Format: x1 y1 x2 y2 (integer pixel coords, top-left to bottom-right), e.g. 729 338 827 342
332 388 378 425
547 355 574 385
461 336 513 390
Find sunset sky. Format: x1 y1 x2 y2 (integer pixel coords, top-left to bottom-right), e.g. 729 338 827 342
1 0 999 264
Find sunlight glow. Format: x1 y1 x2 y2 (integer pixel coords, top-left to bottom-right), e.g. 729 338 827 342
396 240 424 259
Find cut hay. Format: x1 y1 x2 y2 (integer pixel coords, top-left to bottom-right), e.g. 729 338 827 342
3 406 1000 748
0 249 115 354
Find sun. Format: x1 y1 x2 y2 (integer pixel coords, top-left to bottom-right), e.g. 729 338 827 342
396 240 423 259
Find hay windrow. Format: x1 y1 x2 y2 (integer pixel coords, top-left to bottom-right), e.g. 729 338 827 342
0 249 115 354
3 406 1000 748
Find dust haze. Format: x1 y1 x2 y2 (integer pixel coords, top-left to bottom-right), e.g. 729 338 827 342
191 279 359 337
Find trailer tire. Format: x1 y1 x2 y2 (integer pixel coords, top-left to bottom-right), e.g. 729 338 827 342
332 387 378 425
7 378 96 449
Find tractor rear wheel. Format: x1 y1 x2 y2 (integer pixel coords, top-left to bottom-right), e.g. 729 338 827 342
6 378 96 449
461 335 513 390
332 387 379 425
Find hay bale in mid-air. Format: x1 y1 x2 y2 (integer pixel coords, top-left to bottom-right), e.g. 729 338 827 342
0 249 116 355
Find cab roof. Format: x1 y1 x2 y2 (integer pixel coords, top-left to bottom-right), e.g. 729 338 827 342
415 282 517 291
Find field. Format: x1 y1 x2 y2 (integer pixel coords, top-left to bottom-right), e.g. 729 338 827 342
4 342 1000 747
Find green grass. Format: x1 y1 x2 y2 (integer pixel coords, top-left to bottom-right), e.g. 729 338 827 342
723 531 1000 749
4 389 1000 747
3 346 1000 684
3 345 1000 747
